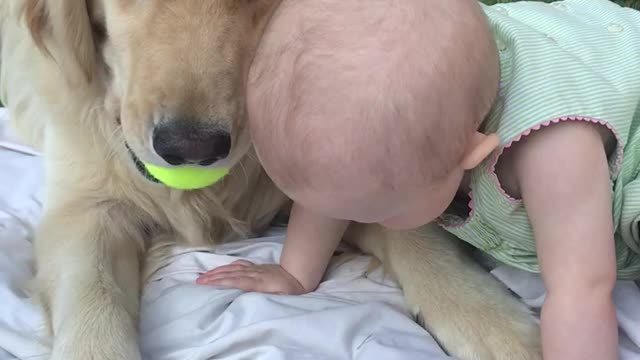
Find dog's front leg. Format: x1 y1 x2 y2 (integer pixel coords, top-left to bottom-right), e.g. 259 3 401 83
345 223 541 360
35 201 144 360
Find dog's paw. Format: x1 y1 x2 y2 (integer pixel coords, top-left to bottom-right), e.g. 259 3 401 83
50 342 141 360
439 312 540 360
415 296 541 360
50 318 141 360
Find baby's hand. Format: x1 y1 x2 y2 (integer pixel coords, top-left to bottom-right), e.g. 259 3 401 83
196 260 308 295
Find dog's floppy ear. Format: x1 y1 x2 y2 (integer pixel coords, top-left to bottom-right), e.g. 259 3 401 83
24 0 96 83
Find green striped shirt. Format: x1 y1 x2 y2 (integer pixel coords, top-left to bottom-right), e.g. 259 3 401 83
440 0 640 279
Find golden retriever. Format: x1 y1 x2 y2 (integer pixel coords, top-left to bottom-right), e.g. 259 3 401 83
0 1 541 359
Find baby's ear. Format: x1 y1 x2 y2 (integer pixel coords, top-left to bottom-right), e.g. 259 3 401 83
461 132 500 170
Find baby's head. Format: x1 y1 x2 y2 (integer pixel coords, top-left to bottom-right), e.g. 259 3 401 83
248 0 500 229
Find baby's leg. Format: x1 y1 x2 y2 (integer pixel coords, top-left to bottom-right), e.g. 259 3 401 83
345 224 541 360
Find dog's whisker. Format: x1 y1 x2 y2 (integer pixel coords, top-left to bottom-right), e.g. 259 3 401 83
103 126 124 162
107 135 125 162
246 151 258 162
238 161 250 188
85 103 123 162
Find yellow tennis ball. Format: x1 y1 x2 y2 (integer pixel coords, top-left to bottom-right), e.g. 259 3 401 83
143 163 229 190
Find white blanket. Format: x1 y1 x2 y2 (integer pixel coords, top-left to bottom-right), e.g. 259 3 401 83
1 108 639 359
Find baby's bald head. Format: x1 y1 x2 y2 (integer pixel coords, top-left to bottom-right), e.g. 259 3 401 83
248 0 499 222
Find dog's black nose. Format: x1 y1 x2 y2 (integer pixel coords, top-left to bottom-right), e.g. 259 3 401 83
152 121 231 166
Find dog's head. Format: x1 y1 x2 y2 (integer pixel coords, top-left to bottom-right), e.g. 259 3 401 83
25 0 280 172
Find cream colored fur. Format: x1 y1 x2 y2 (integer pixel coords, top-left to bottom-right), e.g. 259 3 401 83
0 1 541 359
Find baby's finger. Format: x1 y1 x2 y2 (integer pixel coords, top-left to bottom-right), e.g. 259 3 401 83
231 260 255 267
196 269 259 284
199 275 263 292
200 263 255 276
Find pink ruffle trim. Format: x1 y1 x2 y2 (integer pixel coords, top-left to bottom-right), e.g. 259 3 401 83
441 191 475 229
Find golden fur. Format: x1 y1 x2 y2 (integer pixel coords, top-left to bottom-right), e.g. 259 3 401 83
1 1 540 359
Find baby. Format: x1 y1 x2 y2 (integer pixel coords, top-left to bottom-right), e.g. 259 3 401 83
198 0 640 359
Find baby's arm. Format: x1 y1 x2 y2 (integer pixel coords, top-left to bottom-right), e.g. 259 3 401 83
279 203 350 292
197 203 349 294
513 121 618 360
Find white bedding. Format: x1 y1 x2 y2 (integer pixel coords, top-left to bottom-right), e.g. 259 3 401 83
1 108 639 359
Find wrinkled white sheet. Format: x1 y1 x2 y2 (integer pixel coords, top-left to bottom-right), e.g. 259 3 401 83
0 108 639 359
